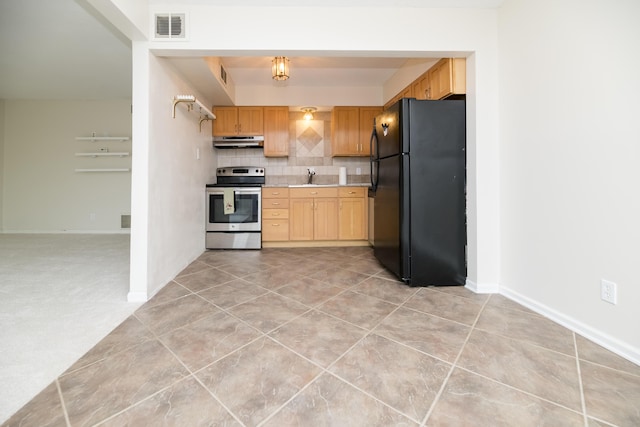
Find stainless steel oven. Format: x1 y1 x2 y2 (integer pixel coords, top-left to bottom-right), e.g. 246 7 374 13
205 167 264 249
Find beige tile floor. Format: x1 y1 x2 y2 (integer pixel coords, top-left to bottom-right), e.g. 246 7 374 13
4 247 639 426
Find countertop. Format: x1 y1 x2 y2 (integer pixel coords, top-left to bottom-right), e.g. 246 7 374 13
263 183 371 188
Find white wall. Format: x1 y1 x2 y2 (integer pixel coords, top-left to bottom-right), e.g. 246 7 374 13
0 100 4 229
148 4 503 294
2 100 131 232
142 53 217 299
498 0 640 361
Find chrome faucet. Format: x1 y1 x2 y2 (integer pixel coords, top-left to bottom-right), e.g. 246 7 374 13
307 168 316 185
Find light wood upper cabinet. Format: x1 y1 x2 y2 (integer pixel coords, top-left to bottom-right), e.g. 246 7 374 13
384 58 466 108
212 107 239 135
332 106 381 157
263 106 289 157
358 107 382 156
426 58 466 100
412 73 430 100
212 106 264 136
331 107 359 156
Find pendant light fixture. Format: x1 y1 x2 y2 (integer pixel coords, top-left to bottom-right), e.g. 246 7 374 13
301 107 317 120
272 56 290 80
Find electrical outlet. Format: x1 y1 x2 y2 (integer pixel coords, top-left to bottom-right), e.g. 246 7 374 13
356 167 362 175
601 279 617 304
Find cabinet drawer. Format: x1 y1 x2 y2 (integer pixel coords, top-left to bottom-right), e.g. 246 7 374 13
263 188 289 198
263 198 288 208
263 208 289 219
290 187 338 198
338 187 365 198
262 219 289 241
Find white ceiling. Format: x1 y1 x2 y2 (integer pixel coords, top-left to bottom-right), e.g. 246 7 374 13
0 0 503 100
0 0 132 99
149 0 505 7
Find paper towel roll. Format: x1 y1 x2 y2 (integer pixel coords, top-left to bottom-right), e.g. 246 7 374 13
339 167 347 185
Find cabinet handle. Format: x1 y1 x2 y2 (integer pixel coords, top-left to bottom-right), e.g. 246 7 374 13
310 191 318 195
272 192 280 195
272 213 280 216
272 223 280 226
272 202 280 205
348 191 356 194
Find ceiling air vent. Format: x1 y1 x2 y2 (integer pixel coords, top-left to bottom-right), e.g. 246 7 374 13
220 65 228 85
155 13 185 39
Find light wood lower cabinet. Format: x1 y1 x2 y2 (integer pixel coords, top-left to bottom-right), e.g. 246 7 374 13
262 188 290 242
289 187 338 241
338 187 366 240
262 186 368 246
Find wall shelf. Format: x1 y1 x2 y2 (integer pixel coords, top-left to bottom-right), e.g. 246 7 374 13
75 152 130 157
75 136 130 142
75 168 131 173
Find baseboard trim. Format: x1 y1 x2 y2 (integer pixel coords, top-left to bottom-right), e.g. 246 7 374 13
127 291 148 303
1 230 131 234
262 240 370 248
465 278 500 294
500 286 640 366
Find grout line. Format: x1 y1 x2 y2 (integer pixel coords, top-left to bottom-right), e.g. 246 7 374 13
470 324 578 359
453 365 588 419
573 332 589 427
191 374 247 427
55 378 72 427
420 290 491 426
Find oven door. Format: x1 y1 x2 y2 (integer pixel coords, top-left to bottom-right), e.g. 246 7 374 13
206 187 262 232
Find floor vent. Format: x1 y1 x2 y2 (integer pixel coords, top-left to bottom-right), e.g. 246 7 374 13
121 215 131 229
154 13 185 39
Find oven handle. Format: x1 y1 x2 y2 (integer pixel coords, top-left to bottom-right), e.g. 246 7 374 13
206 188 262 195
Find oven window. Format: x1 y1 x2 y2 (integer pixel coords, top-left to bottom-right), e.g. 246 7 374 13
208 193 259 224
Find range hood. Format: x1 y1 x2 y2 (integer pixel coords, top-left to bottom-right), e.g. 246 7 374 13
213 136 264 148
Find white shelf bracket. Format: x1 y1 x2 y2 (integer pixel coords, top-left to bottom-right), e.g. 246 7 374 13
172 95 216 132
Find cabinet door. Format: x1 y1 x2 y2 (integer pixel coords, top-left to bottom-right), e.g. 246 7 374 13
433 59 453 100
212 107 239 136
358 107 382 156
263 106 289 157
289 198 314 240
263 219 289 241
339 198 366 240
332 107 359 156
238 107 264 135
314 198 339 240
412 73 430 100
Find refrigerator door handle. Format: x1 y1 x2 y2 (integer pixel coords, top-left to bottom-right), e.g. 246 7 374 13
370 126 379 189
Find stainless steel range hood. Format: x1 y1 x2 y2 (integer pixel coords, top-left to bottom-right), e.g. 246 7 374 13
213 136 264 148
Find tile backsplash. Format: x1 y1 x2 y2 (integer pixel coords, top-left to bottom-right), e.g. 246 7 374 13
216 111 370 186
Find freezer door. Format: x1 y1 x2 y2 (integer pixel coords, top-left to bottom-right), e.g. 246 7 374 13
374 104 402 159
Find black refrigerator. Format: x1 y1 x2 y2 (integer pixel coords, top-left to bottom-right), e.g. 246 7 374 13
370 98 466 286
